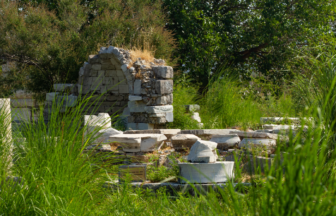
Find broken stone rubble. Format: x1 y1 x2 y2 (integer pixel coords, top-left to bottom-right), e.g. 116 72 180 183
187 140 218 163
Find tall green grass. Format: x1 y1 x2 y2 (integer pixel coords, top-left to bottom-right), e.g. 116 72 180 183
200 78 263 129
2 61 336 215
0 95 112 215
170 76 297 130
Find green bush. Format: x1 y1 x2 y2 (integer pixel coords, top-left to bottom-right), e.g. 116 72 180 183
0 0 176 98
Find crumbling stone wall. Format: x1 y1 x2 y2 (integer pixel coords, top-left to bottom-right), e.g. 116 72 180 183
76 46 174 130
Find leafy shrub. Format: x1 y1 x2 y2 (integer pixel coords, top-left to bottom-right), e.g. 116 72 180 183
0 0 176 98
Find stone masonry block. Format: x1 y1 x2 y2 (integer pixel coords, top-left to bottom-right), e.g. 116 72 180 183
128 101 146 113
101 86 107 94
91 64 102 70
12 108 31 122
119 85 129 93
105 70 118 77
79 85 91 95
81 62 91 77
103 77 112 85
153 66 173 79
11 98 35 108
155 80 173 95
134 79 142 95
92 77 103 87
110 57 121 67
82 77 92 86
90 70 98 77
166 112 174 122
46 92 59 102
144 105 173 114
98 70 105 77
101 64 115 70
88 55 100 64
155 94 173 105
117 70 124 76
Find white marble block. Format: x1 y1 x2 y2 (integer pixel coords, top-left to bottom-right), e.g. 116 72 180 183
179 162 235 183
187 140 218 163
108 134 167 152
210 134 241 150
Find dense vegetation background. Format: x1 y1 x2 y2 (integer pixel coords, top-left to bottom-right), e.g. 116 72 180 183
2 1 336 215
1 0 335 97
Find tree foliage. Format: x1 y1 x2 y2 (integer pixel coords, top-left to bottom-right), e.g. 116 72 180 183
0 0 176 97
163 0 336 89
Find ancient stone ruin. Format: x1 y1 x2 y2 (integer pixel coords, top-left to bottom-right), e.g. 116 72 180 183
45 46 174 129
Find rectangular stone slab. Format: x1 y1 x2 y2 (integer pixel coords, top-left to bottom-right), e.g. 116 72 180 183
179 162 235 183
239 138 276 149
180 129 239 136
124 129 181 139
108 134 167 152
180 129 239 140
230 131 278 140
171 134 200 150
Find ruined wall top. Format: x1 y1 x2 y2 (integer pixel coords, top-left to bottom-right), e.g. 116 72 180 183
77 46 174 130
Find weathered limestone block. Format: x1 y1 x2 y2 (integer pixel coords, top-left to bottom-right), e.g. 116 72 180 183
144 105 173 114
230 131 278 140
129 95 142 101
93 128 123 144
134 79 142 95
210 134 241 150
56 95 77 108
85 113 112 129
10 98 35 108
91 64 102 70
179 162 235 183
119 85 129 94
53 84 75 92
180 129 240 140
187 140 218 163
155 80 173 95
156 94 173 105
171 134 200 151
239 138 276 149
12 108 31 122
152 66 173 79
124 129 180 140
101 64 115 70
46 92 59 102
128 101 146 113
165 112 174 122
88 55 100 64
108 134 167 152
